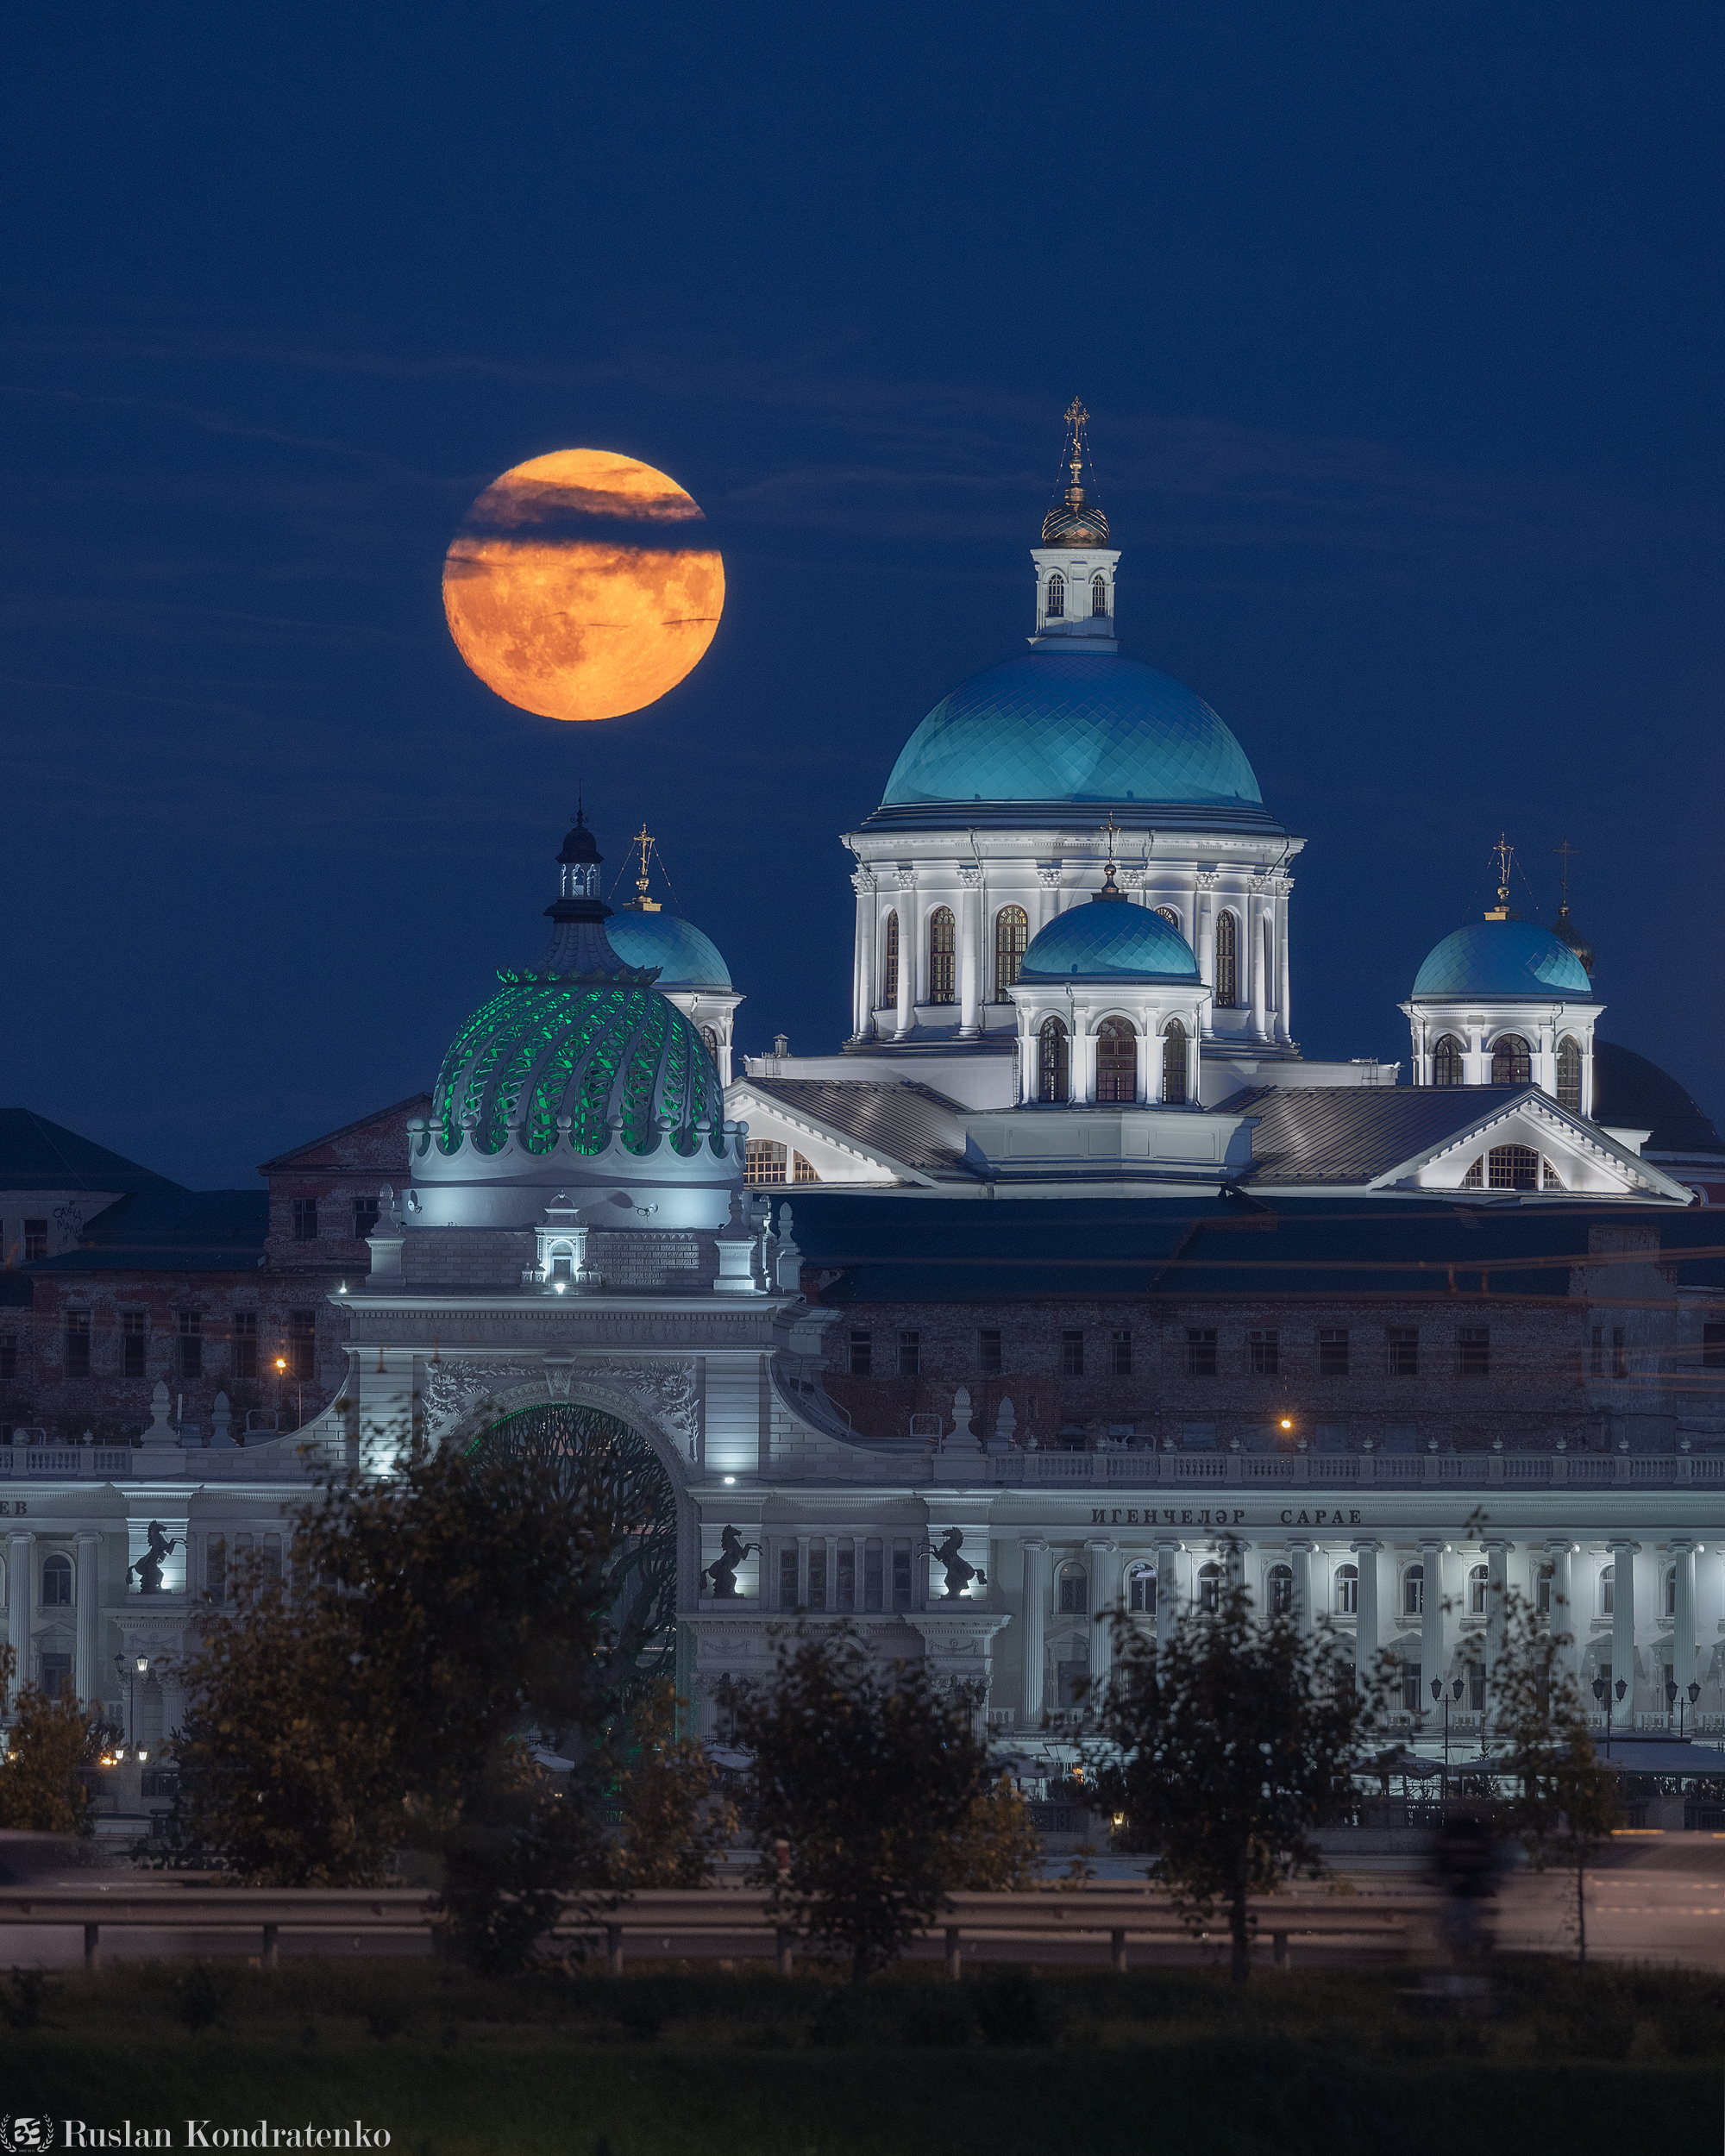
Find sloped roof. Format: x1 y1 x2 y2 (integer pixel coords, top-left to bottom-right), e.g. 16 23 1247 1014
0 1109 183 1195
1218 1085 1535 1186
1593 1041 1725 1158
739 1079 971 1177
795 1189 1709 1307
256 1094 432 1174
26 1189 267 1272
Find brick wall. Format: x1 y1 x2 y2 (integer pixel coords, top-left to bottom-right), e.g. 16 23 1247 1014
819 1292 1592 1450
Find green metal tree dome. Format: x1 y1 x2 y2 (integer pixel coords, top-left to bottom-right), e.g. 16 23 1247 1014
406 812 743 1229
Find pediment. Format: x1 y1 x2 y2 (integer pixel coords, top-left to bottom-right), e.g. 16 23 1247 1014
1371 1094 1693 1201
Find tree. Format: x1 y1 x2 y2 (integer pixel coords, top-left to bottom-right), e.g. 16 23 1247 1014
1090 1561 1369 1984
737 1626 1019 1984
167 1435 640 1964
0 1650 97 1835
601 1679 737 1889
1488 1583 1622 1964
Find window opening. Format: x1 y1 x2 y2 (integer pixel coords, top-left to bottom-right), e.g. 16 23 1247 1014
64 1310 90 1380
122 1309 148 1379
1433 1036 1465 1087
1267 1563 1293 1615
927 906 956 1004
1335 1563 1358 1614
1319 1328 1350 1378
1556 1035 1582 1112
1110 1328 1132 1377
292 1198 318 1242
1458 1326 1490 1378
1091 573 1107 617
849 1330 871 1377
1057 1560 1089 1614
897 1330 920 1378
1095 1018 1136 1102
1061 1329 1084 1378
1128 1563 1156 1614
1038 1015 1070 1102
1197 1562 1222 1614
745 1138 787 1185
1387 1328 1419 1377
978 1329 1001 1376
1491 1034 1531 1085
792 1151 819 1184
1249 1328 1279 1376
1469 1563 1488 1616
1185 1328 1217 1377
1162 1018 1187 1106
1488 1144 1538 1191
1046 571 1065 618
994 906 1028 998
1403 1564 1424 1616
41 1553 72 1607
881 911 899 1007
1214 912 1238 1007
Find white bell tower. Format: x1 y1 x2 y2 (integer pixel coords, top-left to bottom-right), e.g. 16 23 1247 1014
1030 398 1120 652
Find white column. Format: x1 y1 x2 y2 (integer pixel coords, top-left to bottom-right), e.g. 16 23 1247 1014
1420 1537 1445 1707
850 870 877 1041
5 1531 34 1711
74 1529 102 1708
1086 1539 1118 1704
1546 1537 1577 1692
958 868 982 1037
1609 1537 1637 1727
1072 1014 1094 1106
1672 1538 1697 1695
1276 881 1294 1044
1484 1539 1510 1727
1287 1539 1314 1639
1156 1539 1180 1660
1248 891 1267 1038
1352 1539 1380 1697
1019 1539 1049 1727
894 877 915 1038
1195 881 1215 1036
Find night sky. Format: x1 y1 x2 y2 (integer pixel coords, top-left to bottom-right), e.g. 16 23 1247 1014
5 6 1722 1188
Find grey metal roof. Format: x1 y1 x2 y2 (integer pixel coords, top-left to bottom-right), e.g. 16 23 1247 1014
1218 1085 1533 1186
739 1079 970 1176
25 1189 267 1272
0 1109 184 1194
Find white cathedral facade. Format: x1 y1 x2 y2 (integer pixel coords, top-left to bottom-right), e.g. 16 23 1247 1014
15 410 1725 1827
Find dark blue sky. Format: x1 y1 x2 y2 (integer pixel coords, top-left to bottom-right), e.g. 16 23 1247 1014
4 3 1722 1186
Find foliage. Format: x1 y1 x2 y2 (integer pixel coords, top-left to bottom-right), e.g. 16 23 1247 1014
737 1625 1018 1984
1088 1562 1369 1984
1488 1582 1622 1963
0 1645 98 1835
166 1436 639 1963
172 1962 225 2033
0 1967 51 2032
600 1680 737 1890
948 1776 1044 1890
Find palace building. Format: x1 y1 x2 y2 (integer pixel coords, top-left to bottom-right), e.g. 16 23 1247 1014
5 407 1725 1836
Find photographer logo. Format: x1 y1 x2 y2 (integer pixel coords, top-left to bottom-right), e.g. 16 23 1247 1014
0 2121 54 2153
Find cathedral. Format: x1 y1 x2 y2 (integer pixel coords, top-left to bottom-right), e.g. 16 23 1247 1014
6 408 1725 1839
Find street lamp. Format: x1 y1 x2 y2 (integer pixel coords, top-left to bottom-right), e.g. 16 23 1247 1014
1431 1676 1465 1787
1592 1675 1613 1761
1668 1680 1703 1741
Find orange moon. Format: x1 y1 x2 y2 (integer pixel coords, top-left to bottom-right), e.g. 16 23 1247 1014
442 448 724 723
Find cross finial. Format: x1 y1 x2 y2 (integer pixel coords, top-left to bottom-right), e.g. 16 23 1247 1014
1552 837 1579 906
1491 831 1515 907
1096 812 1125 898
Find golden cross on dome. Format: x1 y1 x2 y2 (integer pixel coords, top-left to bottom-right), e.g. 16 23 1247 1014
1491 831 1515 907
627 823 661 912
1552 836 1580 906
1063 398 1089 485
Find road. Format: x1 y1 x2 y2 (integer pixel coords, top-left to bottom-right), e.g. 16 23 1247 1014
2 1840 1722 1971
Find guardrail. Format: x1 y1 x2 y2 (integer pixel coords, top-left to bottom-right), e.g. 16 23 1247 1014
973 1451 1722 1489
0 1883 1430 1976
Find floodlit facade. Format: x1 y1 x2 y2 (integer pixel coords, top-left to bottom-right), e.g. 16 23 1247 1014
5 411 1725 1840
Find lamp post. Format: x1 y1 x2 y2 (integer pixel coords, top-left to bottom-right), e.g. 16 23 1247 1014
1592 1675 1612 1761
1672 1680 1702 1742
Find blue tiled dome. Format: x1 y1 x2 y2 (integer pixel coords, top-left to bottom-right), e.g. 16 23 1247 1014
605 910 732 991
1412 919 1593 1000
1019 896 1201 983
876 650 1267 828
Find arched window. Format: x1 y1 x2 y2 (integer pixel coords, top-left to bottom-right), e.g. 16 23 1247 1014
1491 1033 1531 1085
1542 1156 1565 1191
927 906 956 1004
1038 1016 1070 1103
1197 1561 1222 1614
41 1553 72 1608
1127 1562 1157 1614
994 906 1028 999
1095 1018 1137 1103
1403 1563 1424 1617
1535 1564 1553 1617
1091 573 1107 617
1488 1144 1539 1191
1335 1563 1358 1615
1162 1019 1187 1106
1665 1567 1677 1619
1267 1563 1294 1615
881 911 899 1007
1214 911 1238 1006
744 1138 787 1185
1556 1035 1582 1113
699 1024 719 1060
1468 1563 1488 1616
793 1151 820 1184
1600 1564 1614 1618
1057 1559 1088 1614
1046 571 1065 618
1155 905 1182 931
1433 1035 1465 1087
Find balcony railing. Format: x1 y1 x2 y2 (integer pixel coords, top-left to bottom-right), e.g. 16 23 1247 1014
974 1449 1725 1490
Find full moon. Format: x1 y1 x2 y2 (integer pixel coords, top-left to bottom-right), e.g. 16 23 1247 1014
442 448 724 723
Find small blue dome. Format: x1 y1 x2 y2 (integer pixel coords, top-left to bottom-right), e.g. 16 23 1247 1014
1019 896 1201 984
877 651 1268 825
605 910 732 991
1412 918 1593 1000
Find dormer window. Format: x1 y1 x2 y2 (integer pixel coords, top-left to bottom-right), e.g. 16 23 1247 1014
1046 572 1065 619
1091 573 1107 617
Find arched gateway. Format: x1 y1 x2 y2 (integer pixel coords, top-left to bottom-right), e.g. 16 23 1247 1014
466 1401 681 1696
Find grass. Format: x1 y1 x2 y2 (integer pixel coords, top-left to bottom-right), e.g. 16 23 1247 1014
2 1958 1722 2154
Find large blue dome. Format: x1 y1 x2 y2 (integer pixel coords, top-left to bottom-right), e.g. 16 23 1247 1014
605 910 732 991
872 650 1274 832
1019 895 1201 983
1412 918 1593 1000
